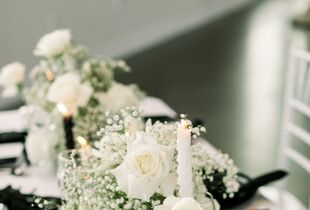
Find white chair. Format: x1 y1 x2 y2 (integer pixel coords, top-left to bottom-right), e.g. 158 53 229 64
265 49 310 210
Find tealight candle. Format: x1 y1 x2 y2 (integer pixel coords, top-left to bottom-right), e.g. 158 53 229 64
176 119 193 197
57 103 74 149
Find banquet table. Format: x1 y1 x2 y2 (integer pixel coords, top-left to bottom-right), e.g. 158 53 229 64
0 97 280 210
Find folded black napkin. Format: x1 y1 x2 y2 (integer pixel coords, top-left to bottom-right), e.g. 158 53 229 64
0 132 27 144
0 157 17 168
207 170 288 209
0 186 61 210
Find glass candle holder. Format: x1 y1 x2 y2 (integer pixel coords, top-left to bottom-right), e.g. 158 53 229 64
57 149 80 188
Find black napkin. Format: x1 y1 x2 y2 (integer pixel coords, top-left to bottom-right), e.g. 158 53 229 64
0 157 17 168
208 170 288 209
0 186 61 210
0 132 27 144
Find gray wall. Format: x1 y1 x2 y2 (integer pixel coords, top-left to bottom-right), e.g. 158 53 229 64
0 0 252 68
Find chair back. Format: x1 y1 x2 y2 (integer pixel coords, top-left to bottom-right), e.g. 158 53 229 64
279 49 310 209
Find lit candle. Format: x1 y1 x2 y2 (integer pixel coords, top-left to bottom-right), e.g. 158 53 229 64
77 136 91 162
57 103 75 149
176 118 193 197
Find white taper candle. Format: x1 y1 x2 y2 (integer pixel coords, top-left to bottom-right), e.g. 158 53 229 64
176 120 193 197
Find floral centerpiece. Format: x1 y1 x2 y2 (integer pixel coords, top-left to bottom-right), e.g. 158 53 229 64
0 29 143 165
58 108 239 210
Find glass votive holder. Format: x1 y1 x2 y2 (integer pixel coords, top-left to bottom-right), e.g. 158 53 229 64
57 149 80 187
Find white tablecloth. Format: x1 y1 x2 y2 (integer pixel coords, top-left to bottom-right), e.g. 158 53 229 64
0 109 27 132
0 97 280 209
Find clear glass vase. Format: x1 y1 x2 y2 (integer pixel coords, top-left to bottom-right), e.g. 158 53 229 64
57 149 80 188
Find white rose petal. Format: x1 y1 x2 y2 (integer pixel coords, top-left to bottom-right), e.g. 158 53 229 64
172 197 203 210
111 132 175 201
0 62 25 97
47 72 93 114
96 82 140 112
127 173 160 201
163 196 181 208
34 29 72 57
155 197 203 210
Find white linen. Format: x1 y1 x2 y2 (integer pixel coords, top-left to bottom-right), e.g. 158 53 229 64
140 97 177 118
0 110 27 132
227 193 281 210
0 166 59 197
0 143 23 159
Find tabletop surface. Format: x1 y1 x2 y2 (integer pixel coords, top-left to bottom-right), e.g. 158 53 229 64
0 97 279 209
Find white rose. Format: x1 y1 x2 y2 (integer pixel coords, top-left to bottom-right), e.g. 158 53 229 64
155 196 203 210
47 72 93 114
111 132 176 201
0 62 25 97
34 29 72 57
25 130 52 165
172 198 203 210
96 82 140 112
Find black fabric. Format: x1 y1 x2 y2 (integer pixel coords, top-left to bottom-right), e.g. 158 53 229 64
209 170 288 209
0 186 61 210
0 132 27 144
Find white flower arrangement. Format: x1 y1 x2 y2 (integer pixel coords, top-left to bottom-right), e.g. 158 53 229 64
60 108 239 210
0 29 143 165
0 62 25 97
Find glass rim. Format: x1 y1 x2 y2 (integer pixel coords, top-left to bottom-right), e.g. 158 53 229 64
58 149 79 162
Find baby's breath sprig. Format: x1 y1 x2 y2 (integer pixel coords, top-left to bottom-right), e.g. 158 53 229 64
179 113 206 139
32 197 61 210
95 106 143 138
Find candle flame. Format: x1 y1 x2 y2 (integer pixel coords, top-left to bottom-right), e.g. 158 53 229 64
57 103 71 117
77 136 88 148
45 70 54 81
181 119 191 129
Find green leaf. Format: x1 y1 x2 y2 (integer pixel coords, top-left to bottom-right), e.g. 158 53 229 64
78 107 87 116
89 97 99 107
